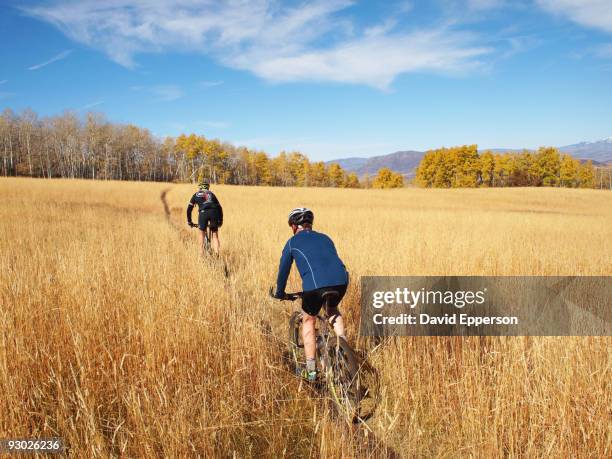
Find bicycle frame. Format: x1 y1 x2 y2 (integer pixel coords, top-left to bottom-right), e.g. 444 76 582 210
191 223 212 253
269 286 379 423
269 288 342 371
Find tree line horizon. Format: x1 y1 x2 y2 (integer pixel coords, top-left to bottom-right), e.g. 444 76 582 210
1 108 609 189
415 144 610 189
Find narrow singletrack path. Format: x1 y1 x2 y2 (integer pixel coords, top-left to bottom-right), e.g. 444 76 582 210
161 187 231 277
160 186 401 458
161 188 171 218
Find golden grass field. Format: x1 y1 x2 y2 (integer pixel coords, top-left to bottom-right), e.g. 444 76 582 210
1 177 610 457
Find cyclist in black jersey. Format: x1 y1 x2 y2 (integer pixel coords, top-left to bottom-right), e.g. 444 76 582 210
186 179 223 255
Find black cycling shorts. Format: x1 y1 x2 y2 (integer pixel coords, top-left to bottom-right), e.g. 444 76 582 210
302 284 347 316
198 208 222 232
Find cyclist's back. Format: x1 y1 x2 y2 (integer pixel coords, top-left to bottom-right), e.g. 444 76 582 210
273 207 348 383
188 189 221 211
276 229 347 293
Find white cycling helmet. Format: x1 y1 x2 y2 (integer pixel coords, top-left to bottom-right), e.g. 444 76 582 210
288 207 314 226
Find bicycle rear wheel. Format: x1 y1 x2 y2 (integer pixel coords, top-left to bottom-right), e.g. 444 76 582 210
204 227 211 252
326 337 378 422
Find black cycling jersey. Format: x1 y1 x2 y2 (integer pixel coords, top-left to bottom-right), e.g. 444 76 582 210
189 190 220 210
187 190 223 226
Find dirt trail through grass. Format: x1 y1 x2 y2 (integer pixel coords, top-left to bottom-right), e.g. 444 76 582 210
160 185 401 457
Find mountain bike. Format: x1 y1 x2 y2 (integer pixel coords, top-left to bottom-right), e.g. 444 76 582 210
269 287 379 423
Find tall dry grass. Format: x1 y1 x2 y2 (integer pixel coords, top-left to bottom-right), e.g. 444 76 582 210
1 177 610 457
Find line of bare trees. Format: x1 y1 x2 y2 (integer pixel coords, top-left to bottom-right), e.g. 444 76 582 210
0 108 363 187
1 108 190 182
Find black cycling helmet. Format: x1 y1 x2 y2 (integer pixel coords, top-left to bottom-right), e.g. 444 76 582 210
288 207 314 227
198 179 210 190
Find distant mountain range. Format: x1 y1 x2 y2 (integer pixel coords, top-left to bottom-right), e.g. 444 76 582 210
326 137 612 177
558 137 612 162
327 151 424 177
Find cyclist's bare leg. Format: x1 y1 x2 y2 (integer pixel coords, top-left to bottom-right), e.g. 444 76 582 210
330 315 346 339
302 314 317 361
327 306 346 339
211 230 220 255
197 229 206 257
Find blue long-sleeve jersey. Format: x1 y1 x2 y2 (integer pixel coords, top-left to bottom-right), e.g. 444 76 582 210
276 229 348 294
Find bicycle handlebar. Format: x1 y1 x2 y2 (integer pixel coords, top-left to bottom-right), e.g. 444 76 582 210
268 286 302 301
189 222 214 229
189 223 209 229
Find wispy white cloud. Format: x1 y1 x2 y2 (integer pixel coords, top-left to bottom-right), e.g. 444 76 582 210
200 80 223 88
595 43 612 58
28 49 72 70
80 100 104 110
235 28 490 90
22 0 494 90
0 80 7 85
131 84 184 101
537 0 612 34
496 34 541 60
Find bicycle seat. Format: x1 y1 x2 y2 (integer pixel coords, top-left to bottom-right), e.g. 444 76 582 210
322 290 340 301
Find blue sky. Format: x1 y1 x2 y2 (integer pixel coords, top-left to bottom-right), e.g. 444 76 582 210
1 0 612 161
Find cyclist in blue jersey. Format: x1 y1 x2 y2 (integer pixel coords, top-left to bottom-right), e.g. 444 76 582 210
273 207 349 382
